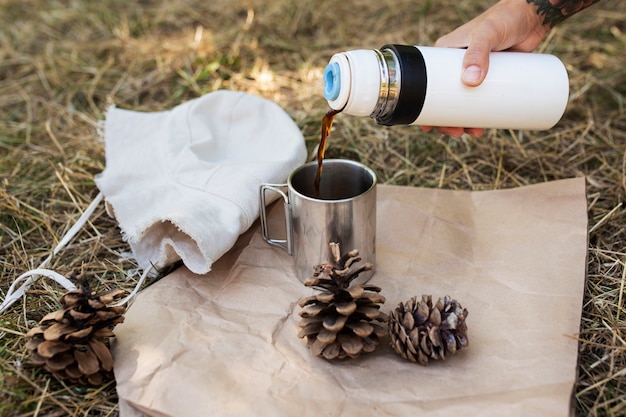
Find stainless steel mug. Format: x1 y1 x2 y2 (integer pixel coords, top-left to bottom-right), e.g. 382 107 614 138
259 159 377 284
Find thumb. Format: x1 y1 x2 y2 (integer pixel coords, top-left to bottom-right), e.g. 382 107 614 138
460 41 491 87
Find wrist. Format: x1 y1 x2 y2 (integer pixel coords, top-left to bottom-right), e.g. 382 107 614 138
525 0 601 28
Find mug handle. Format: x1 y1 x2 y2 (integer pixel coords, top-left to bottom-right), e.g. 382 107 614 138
259 184 293 255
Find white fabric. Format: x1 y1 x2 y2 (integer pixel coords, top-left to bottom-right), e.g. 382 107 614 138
95 91 307 274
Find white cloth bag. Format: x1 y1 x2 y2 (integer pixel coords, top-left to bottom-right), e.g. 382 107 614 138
95 90 307 274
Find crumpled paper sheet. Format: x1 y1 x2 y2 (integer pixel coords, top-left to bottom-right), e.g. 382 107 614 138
113 178 588 417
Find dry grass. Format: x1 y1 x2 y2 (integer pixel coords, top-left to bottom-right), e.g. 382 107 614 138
1 0 625 415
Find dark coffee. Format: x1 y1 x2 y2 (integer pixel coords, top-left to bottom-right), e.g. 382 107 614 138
314 108 342 196
292 160 375 201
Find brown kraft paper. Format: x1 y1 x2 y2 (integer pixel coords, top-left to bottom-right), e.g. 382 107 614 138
112 178 588 417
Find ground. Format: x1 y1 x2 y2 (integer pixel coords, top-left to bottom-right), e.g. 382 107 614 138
1 0 625 415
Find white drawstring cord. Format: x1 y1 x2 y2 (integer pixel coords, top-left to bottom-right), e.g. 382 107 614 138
0 269 78 314
40 192 105 271
112 265 154 307
0 192 150 314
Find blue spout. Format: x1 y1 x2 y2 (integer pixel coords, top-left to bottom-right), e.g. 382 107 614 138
323 62 341 101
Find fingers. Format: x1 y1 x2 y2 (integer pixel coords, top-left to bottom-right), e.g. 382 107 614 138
420 126 485 138
460 40 491 86
434 14 495 86
437 126 466 137
437 126 484 138
461 65 483 86
435 27 493 87
464 127 485 137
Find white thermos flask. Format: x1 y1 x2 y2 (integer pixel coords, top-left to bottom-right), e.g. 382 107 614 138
323 45 569 130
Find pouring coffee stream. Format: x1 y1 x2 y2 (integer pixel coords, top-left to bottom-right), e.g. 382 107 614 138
314 108 342 196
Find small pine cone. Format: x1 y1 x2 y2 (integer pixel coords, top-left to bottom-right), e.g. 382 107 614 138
297 242 388 360
389 295 468 365
24 273 126 385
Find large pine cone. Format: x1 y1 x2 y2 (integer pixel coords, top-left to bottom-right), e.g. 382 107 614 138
24 273 126 385
389 295 468 365
298 243 388 360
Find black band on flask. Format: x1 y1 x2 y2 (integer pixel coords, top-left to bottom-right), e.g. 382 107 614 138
376 45 427 126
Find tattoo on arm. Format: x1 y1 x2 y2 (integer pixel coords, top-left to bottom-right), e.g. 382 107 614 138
526 0 601 27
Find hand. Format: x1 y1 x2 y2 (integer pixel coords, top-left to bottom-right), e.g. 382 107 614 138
421 0 550 137
436 0 549 86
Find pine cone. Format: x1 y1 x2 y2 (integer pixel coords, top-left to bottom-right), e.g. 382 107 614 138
389 295 468 365
24 273 126 385
297 242 387 360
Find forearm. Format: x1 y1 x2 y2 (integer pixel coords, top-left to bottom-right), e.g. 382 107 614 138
527 0 601 27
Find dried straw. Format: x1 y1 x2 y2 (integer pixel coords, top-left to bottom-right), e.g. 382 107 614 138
1 0 625 415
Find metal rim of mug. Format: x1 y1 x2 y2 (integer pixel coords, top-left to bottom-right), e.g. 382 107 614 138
288 159 377 203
